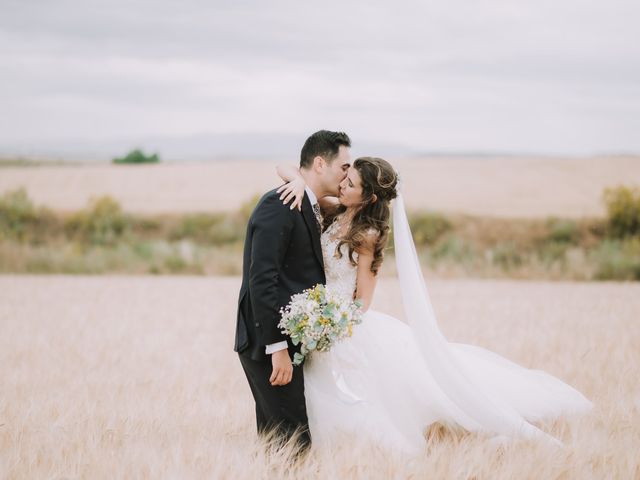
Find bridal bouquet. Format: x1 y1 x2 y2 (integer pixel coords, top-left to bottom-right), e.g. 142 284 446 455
278 284 364 366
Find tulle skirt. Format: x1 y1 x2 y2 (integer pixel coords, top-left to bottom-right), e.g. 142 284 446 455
303 309 592 454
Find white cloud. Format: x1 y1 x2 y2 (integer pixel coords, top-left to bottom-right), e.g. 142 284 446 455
0 0 639 155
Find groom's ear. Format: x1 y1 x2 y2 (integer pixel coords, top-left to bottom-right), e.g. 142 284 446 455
312 155 325 172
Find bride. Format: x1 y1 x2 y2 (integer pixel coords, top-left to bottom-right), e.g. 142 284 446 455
277 157 592 454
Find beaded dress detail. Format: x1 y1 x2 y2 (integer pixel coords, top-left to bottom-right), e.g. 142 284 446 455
320 217 357 300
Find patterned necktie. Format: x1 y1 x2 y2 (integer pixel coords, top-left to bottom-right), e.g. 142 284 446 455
312 203 322 234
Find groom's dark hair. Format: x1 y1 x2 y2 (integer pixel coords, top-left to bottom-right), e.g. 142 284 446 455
300 130 351 169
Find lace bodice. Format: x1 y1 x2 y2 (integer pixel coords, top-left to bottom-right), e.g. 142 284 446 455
321 217 358 300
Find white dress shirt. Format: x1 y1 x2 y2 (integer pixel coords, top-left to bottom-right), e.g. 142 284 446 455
265 186 319 355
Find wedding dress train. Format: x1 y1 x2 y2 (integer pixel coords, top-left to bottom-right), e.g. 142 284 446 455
303 195 592 454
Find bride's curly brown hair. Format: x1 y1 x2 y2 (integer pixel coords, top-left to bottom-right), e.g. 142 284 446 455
322 157 398 275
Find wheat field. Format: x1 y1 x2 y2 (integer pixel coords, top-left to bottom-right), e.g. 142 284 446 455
2 156 639 217
1 275 638 479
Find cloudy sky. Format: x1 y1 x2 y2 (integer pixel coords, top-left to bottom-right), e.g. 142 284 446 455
1 0 639 158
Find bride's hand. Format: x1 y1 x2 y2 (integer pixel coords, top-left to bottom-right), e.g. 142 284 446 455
277 176 305 211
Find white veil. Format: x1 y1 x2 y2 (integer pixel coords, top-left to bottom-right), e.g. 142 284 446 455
392 192 574 442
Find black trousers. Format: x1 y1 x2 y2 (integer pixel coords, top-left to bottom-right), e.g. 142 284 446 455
239 353 311 451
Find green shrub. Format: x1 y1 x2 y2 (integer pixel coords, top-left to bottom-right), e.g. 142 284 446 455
491 242 524 271
65 196 130 245
409 211 452 246
132 241 154 260
164 254 188 273
131 217 162 235
169 213 242 245
0 188 38 240
170 214 217 242
603 185 640 238
0 188 59 243
537 242 568 265
545 218 580 244
113 149 160 164
592 238 640 281
208 217 244 244
431 236 474 263
238 194 262 223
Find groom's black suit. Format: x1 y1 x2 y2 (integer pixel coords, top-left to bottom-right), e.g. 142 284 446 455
235 188 325 449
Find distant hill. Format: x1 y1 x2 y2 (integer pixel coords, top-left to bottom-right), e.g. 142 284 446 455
0 133 417 162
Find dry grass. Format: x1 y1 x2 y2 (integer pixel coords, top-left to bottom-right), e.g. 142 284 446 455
1 275 639 479
1 156 639 217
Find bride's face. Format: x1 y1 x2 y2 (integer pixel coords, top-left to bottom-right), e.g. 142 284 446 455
338 167 364 207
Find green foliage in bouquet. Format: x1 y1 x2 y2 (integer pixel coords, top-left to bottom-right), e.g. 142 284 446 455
278 284 364 366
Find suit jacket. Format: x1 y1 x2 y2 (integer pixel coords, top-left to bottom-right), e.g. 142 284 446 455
234 189 326 362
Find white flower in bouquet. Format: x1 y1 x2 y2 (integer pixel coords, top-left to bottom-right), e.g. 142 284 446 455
278 284 364 366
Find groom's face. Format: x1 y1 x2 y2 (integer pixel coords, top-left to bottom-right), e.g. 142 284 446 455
322 145 351 196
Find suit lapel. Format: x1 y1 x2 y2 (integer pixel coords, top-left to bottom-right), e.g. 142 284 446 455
301 194 324 270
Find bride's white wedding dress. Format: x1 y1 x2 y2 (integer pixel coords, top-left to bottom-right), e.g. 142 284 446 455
303 195 592 454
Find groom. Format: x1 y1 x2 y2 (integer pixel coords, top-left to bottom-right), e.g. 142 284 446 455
234 130 351 451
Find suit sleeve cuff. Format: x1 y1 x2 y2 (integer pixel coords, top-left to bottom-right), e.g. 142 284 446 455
265 341 288 355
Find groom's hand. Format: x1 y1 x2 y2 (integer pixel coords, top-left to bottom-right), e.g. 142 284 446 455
270 349 293 386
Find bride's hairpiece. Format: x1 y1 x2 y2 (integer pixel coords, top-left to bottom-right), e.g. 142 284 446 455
354 157 399 201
